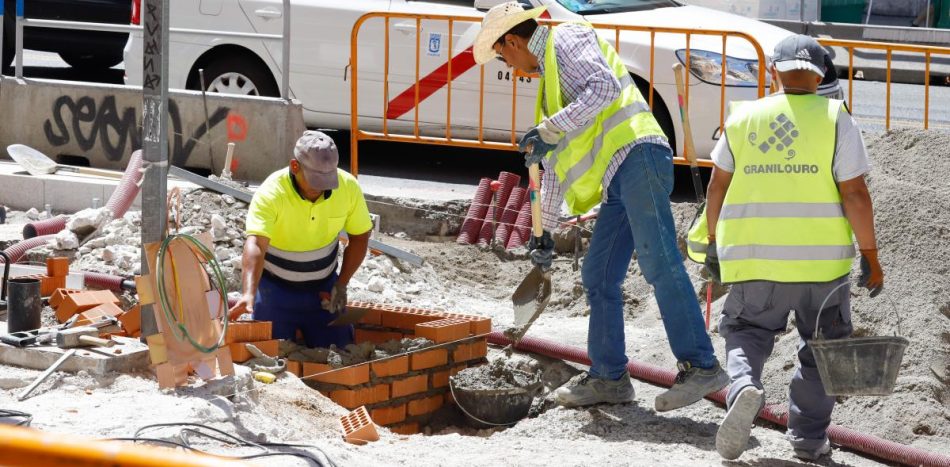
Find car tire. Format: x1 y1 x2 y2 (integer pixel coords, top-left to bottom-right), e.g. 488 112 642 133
60 51 124 70
631 74 676 152
191 55 279 98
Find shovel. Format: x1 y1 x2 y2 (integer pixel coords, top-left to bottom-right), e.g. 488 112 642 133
506 162 552 342
7 144 123 179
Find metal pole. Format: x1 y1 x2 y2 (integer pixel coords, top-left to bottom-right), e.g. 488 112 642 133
0 1 4 76
281 0 290 99
15 0 23 79
139 0 170 338
800 0 805 22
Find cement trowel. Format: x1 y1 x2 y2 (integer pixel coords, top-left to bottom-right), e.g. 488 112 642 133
506 162 552 342
7 144 123 179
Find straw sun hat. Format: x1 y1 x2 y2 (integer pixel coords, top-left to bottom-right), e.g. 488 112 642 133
473 2 547 65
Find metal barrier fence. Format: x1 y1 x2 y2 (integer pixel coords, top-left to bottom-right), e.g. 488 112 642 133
1 0 293 99
818 38 950 130
348 12 769 176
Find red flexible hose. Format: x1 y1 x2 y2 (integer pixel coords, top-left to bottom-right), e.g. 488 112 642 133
488 331 950 467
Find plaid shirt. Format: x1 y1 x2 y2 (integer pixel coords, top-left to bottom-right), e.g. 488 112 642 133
528 24 668 230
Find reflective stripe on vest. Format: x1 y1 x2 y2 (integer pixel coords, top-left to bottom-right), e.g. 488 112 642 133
536 22 665 215
718 93 854 284
264 241 338 283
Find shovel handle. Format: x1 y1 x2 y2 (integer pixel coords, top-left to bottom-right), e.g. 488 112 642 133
62 166 125 180
528 163 544 238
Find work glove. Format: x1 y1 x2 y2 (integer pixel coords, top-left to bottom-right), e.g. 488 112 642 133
857 248 884 298
519 119 561 167
320 282 348 314
705 240 721 284
527 230 555 270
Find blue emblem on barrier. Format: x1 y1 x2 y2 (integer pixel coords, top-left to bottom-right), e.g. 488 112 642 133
428 33 441 56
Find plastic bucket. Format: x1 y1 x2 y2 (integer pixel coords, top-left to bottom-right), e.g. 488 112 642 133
810 283 908 396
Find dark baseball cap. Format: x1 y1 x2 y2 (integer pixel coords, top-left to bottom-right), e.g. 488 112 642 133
293 130 339 191
772 34 827 78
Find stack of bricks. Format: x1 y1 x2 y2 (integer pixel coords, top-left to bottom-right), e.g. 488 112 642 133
51 289 122 326
225 321 278 363
18 257 69 296
298 302 491 435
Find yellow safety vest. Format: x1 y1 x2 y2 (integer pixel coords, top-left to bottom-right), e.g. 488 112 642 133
536 23 665 215
702 93 855 283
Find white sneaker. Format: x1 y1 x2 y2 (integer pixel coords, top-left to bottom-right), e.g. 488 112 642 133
716 386 765 460
793 438 832 461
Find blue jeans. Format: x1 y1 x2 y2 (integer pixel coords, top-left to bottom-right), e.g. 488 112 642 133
582 143 717 380
252 272 354 348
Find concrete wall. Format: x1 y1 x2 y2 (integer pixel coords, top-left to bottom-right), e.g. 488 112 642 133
871 0 927 17
0 77 306 182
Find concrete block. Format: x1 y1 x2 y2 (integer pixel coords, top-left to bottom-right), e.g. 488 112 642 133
0 173 45 211
0 323 149 375
44 178 106 214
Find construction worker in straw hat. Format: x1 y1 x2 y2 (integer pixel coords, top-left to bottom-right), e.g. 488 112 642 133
696 34 884 461
228 130 373 348
473 1 727 410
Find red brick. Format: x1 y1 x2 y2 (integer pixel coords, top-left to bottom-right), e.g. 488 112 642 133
431 369 450 388
471 339 488 359
370 355 409 378
73 302 123 327
389 422 419 435
408 394 444 416
411 348 448 370
391 374 428 398
310 363 371 386
46 257 69 277
380 308 445 331
286 360 302 377
340 406 379 445
415 318 471 344
348 303 381 326
57 290 120 323
224 321 272 343
228 339 279 363
330 384 390 409
49 288 82 309
468 317 492 335
118 306 141 335
370 404 407 425
453 343 474 363
354 328 404 344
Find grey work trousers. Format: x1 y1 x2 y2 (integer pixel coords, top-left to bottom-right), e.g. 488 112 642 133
718 276 852 451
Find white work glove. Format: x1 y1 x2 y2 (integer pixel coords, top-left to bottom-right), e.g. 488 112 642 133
536 119 562 145
321 282 347 314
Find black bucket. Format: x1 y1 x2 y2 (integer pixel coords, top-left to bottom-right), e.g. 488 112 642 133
450 370 541 428
7 277 42 333
811 283 909 396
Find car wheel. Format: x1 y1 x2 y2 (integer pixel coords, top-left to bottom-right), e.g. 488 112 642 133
193 55 279 98
631 74 676 152
60 52 124 70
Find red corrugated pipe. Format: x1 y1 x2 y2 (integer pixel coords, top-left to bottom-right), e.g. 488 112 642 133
477 172 520 247
488 331 950 467
506 200 533 250
22 150 143 240
494 187 526 249
457 177 493 245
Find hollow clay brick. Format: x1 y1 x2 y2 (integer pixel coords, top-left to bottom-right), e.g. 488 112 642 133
224 321 273 343
414 318 471 344
118 306 142 335
389 422 420 435
311 363 371 386
468 317 492 335
431 369 450 389
391 374 428 398
228 339 279 363
72 302 123 327
411 348 448 371
370 404 407 426
452 343 474 363
286 360 302 377
355 329 405 344
49 288 82 309
380 309 444 331
370 355 409 378
330 384 390 409
340 406 379 445
408 394 444 416
472 339 488 359
47 257 69 277
350 304 381 326
57 290 121 323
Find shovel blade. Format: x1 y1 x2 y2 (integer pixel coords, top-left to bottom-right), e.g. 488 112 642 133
327 306 372 327
511 266 552 327
7 144 57 176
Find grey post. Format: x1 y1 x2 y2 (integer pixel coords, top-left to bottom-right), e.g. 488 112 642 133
282 0 290 99
14 0 23 79
139 0 170 338
0 1 4 74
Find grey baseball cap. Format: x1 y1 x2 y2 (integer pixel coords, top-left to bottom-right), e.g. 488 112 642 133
293 130 339 191
772 34 827 77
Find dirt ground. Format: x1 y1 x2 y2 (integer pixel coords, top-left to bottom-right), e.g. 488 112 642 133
0 129 948 466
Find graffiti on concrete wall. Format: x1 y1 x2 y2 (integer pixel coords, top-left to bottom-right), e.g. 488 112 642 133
42 94 248 166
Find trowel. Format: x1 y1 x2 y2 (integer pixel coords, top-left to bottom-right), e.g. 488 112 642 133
506 162 552 342
7 144 123 179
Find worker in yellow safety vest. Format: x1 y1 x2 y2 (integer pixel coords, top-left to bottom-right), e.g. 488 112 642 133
228 131 373 348
473 1 727 411
699 35 884 461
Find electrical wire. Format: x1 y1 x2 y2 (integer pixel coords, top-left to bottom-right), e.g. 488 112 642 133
0 408 33 427
111 422 337 467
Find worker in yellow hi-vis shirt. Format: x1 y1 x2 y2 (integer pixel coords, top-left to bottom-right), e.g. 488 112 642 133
228 130 373 348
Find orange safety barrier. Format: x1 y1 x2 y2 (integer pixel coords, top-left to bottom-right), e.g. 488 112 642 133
0 424 249 467
817 38 950 131
349 12 769 175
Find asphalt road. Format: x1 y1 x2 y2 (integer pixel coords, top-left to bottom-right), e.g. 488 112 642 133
9 50 949 201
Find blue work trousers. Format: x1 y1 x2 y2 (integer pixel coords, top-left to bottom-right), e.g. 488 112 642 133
252 272 353 348
582 143 718 380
